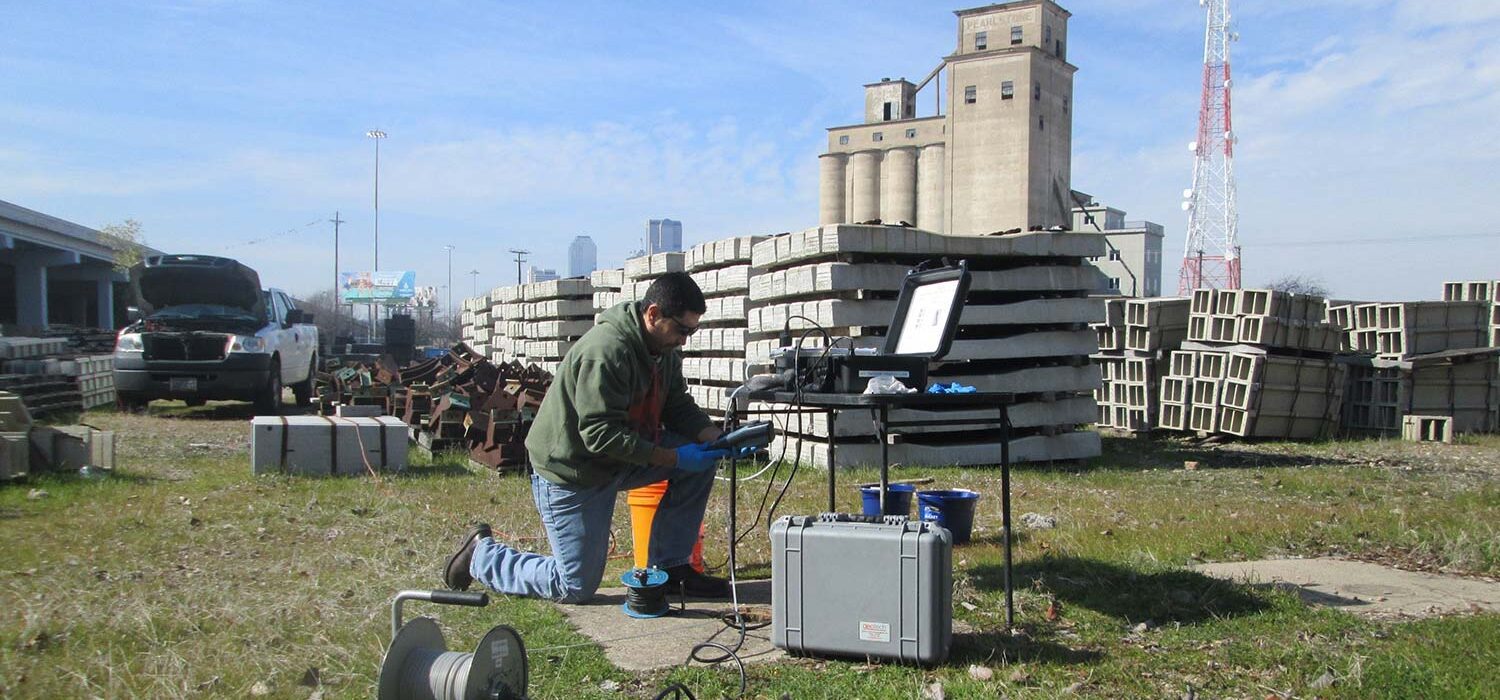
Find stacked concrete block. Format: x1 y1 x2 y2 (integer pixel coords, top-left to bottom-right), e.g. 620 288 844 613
1345 301 1488 359
622 253 686 301
749 224 1106 468
1158 345 1348 439
520 278 595 375
590 268 626 320
1189 288 1345 354
459 296 484 350
1158 288 1351 440
683 236 765 417
485 285 522 364
1092 297 1187 432
1442 279 1500 348
1343 349 1499 436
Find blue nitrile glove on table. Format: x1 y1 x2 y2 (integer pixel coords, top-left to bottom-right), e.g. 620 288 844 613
675 443 732 472
926 382 978 394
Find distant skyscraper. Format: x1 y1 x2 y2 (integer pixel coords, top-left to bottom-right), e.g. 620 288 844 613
646 218 683 254
568 235 597 277
528 266 559 283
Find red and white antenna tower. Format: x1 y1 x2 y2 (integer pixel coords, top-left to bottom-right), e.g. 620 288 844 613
1178 0 1241 295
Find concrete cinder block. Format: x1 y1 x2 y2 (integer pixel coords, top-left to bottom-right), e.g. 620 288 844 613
335 404 384 418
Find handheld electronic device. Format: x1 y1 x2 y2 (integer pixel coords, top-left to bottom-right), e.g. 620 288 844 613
707 421 773 452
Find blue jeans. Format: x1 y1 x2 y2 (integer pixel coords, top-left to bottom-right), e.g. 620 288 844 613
470 444 715 603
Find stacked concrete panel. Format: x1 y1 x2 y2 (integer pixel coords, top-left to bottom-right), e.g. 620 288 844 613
459 296 486 352
590 268 626 321
520 278 595 375
622 253 686 302
748 224 1106 468
683 236 764 417
486 285 523 364
1093 297 1189 432
1158 289 1350 439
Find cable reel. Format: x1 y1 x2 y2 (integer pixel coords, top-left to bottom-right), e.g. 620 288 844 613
621 567 671 619
378 589 528 700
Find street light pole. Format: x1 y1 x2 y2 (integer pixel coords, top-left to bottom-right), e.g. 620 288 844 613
330 211 344 347
444 244 455 324
469 269 480 298
366 129 387 343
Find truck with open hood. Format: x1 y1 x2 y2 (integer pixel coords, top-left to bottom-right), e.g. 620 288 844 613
113 254 319 413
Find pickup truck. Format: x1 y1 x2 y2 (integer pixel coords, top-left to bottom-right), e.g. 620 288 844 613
113 254 319 414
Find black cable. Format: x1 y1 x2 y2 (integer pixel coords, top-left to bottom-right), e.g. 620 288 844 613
650 682 698 700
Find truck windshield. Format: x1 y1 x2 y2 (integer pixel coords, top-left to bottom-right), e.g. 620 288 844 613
150 304 260 323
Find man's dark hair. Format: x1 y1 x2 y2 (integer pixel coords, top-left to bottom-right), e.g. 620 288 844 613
642 272 707 318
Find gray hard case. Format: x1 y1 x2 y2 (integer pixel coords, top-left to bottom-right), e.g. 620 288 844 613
770 514 953 664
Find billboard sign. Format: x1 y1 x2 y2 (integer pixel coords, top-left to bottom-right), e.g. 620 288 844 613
341 271 416 302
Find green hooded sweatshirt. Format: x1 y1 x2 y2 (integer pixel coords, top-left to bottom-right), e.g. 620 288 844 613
524 301 714 488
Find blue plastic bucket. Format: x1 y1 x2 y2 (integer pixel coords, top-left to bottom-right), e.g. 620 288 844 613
917 489 981 544
860 483 916 516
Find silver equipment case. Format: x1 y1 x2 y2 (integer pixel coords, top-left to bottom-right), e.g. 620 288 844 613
770 514 953 664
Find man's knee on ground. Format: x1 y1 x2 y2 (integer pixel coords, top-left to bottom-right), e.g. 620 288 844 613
554 579 600 604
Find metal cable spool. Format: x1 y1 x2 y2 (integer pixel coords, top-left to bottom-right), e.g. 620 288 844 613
378 589 528 700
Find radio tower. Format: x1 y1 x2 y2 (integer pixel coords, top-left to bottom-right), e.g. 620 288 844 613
1178 0 1241 295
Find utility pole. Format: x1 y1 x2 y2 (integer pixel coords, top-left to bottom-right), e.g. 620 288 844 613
330 211 344 345
469 269 481 297
508 248 530 285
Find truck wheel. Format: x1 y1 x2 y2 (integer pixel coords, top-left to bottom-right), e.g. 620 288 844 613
255 359 283 415
292 354 317 407
117 392 149 414
185 398 207 407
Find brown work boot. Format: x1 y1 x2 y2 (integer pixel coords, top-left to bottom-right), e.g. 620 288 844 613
664 564 731 599
442 523 492 591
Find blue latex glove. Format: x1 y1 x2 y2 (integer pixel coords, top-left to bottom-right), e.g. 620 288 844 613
675 443 731 472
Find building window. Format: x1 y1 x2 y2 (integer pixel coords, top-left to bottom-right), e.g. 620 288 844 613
883 102 893 121
1109 249 1121 261
872 132 883 142
1045 25 1052 44
1001 81 1014 99
964 85 976 104
1057 39 1065 59
905 128 917 138
975 31 987 51
1109 277 1121 290
838 135 849 145
1063 96 1069 113
1039 115 1045 130
1034 83 1041 100
1011 26 1023 45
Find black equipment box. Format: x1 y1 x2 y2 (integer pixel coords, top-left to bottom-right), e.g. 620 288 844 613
832 354 928 394
771 514 953 664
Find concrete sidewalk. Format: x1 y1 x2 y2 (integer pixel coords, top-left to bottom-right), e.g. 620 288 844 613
1194 557 1500 618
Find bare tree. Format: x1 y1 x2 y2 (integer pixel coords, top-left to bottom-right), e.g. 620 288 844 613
98 219 148 273
1265 274 1330 298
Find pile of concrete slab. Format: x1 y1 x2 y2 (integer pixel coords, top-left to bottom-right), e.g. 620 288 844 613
590 268 626 321
2 390 115 480
520 278 595 375
459 296 491 360
0 336 117 414
1157 289 1349 439
1092 297 1189 432
684 236 763 417
1335 280 1500 438
749 224 1106 468
489 284 525 365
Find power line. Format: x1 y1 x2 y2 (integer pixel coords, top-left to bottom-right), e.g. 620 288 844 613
1244 232 1497 248
220 218 325 251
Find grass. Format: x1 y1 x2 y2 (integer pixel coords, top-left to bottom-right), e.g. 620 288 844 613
2 403 1497 698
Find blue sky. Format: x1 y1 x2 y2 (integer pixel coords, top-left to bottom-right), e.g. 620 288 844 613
3 0 1497 305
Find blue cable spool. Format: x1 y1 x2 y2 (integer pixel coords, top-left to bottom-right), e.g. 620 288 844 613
620 567 671 619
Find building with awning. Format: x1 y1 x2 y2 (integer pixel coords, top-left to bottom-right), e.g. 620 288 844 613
0 199 158 331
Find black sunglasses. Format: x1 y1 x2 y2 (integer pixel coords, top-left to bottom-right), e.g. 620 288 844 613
668 317 699 337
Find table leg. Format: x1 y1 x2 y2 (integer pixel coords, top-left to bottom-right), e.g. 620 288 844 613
876 404 889 515
1000 404 1014 630
826 408 837 513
